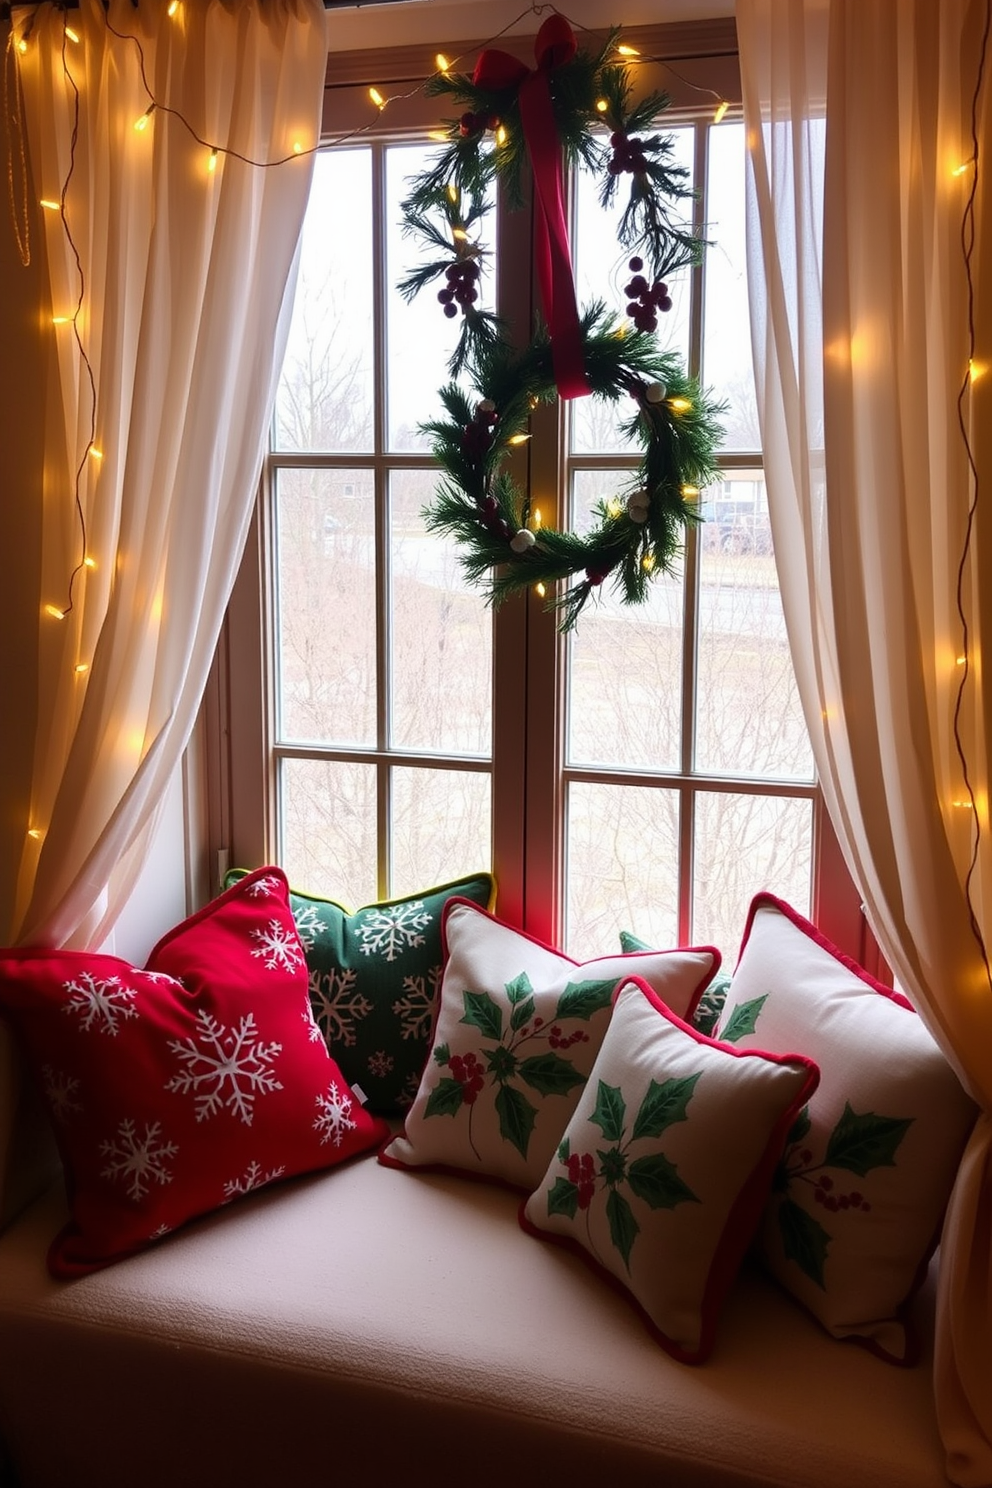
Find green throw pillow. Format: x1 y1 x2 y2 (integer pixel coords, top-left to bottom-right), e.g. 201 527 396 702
225 870 495 1115
618 930 731 1037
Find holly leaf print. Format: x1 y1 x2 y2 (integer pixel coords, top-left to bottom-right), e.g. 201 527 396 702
824 1102 913 1176
719 994 768 1044
547 1176 580 1220
433 1042 450 1066
518 1053 586 1098
590 1080 627 1144
505 973 533 1006
632 1073 701 1140
607 1189 640 1271
425 1077 466 1119
556 978 617 1021
495 1084 538 1158
778 1197 830 1289
460 989 504 1042
485 1044 518 1081
510 997 536 1032
628 1151 699 1210
558 1135 570 1163
786 1104 811 1147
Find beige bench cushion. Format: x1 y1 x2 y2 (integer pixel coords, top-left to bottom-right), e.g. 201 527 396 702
0 1151 948 1488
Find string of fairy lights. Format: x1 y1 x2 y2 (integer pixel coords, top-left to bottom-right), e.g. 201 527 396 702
951 0 990 984
4 0 987 988
4 0 731 639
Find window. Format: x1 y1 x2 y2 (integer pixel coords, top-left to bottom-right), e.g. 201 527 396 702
212 22 870 970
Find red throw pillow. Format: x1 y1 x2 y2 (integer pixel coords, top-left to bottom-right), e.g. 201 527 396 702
0 868 388 1276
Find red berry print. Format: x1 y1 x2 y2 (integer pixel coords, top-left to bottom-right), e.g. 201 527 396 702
449 1050 485 1106
566 1152 596 1208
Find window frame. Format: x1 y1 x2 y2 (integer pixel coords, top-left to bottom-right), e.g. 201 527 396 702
203 17 882 972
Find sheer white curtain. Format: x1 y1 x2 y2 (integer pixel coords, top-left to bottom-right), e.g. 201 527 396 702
738 1 992 1481
10 0 326 949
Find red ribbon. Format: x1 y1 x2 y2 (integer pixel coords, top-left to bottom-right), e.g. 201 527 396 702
473 16 590 400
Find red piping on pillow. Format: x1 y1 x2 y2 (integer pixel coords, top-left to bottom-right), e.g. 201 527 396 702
737 892 914 1011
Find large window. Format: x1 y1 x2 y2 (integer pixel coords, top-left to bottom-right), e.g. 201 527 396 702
214 24 867 970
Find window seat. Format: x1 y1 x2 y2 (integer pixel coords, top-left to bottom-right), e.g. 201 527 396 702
0 1147 949 1488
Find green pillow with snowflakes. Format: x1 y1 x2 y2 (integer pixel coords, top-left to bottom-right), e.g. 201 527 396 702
521 976 819 1362
224 870 495 1116
619 930 730 1036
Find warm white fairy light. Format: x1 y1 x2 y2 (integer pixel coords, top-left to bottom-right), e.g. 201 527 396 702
713 100 729 124
44 604 66 620
64 26 80 44
134 104 155 133
369 87 385 111
40 198 60 211
436 53 451 74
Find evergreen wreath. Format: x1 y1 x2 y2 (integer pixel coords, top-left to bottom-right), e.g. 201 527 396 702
400 17 725 628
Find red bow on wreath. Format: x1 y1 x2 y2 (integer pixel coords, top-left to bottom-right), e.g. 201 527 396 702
473 15 591 401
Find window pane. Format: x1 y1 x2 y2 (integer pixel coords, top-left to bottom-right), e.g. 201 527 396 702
389 470 492 756
565 782 680 962
703 123 758 452
567 471 683 770
571 126 694 455
692 790 812 962
275 468 376 748
280 758 378 905
273 149 374 452
696 472 813 780
386 145 497 452
390 767 491 898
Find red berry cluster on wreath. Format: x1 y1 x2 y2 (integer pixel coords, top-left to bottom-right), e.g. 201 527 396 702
449 1051 485 1105
459 109 500 138
608 130 650 176
438 259 481 319
548 1024 590 1050
462 398 498 459
624 256 673 332
566 1151 596 1208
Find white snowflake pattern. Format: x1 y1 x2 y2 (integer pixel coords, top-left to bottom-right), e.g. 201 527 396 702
245 874 281 899
100 1118 178 1203
62 972 139 1036
249 918 305 974
391 964 443 1042
314 1082 357 1147
222 1160 286 1202
303 1005 324 1044
42 1064 82 1122
139 970 180 985
292 903 328 951
309 967 372 1047
367 1050 394 1079
355 902 432 963
149 1223 173 1240
165 1011 283 1125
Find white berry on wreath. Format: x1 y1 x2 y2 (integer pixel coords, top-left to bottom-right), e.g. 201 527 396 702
644 381 668 404
510 529 538 553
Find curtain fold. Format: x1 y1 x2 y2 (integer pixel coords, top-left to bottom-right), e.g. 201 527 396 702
738 1 992 1481
10 0 326 949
